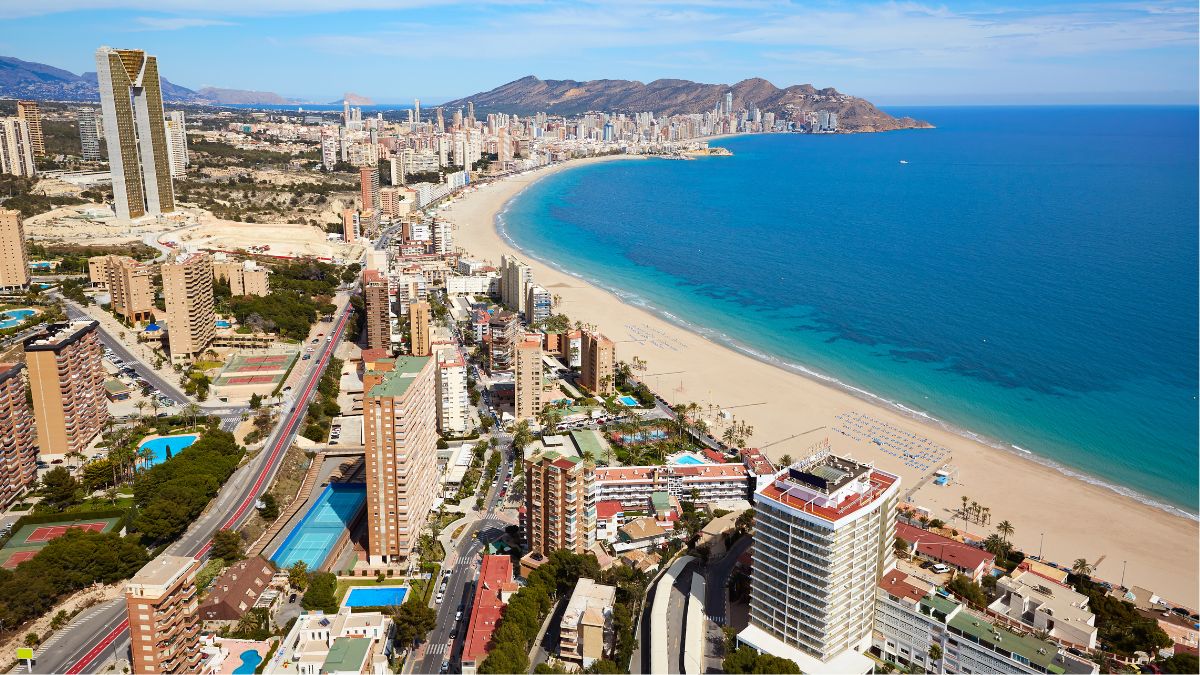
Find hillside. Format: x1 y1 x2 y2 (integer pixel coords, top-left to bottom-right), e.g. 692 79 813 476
444 75 930 132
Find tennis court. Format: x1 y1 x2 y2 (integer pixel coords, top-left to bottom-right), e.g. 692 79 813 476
270 483 365 570
24 521 107 543
0 515 122 569
215 352 298 388
1 550 37 569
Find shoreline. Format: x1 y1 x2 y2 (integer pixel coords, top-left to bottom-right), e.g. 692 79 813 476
445 154 1199 603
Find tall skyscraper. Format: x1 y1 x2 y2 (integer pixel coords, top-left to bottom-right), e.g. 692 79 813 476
78 107 102 161
0 209 30 290
0 362 36 509
161 252 214 363
514 336 543 421
580 331 615 395
24 321 108 456
467 101 475 124
362 356 439 566
95 46 175 220
413 98 421 123
164 110 188 177
521 450 594 576
360 165 381 214
500 254 532 314
0 118 37 178
16 101 44 157
363 269 390 352
343 100 351 128
409 301 431 357
737 450 900 673
724 91 733 116
435 107 445 132
125 556 203 675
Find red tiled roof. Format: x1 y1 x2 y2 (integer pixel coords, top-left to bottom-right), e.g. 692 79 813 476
759 470 898 523
596 500 624 519
461 555 514 663
895 522 995 571
879 569 929 603
672 463 749 480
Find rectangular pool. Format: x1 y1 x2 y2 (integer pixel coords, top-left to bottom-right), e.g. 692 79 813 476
270 483 366 569
672 455 705 465
617 395 639 407
343 586 409 608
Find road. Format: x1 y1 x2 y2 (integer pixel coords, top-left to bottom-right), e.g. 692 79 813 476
31 297 355 675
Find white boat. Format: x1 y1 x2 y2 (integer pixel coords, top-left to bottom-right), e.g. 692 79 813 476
899 160 909 164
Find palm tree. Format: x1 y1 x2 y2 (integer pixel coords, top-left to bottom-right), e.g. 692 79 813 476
960 495 969 519
779 453 794 466
1072 558 1094 577
981 506 991 526
183 402 201 429
983 534 1009 558
149 397 161 418
996 520 1015 542
134 400 147 421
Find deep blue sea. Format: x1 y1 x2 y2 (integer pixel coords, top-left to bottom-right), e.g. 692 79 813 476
498 106 1199 514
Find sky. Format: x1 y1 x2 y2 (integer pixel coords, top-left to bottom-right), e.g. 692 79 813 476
0 1 1196 105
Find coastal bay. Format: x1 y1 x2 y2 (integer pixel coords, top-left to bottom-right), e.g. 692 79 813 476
444 148 1198 604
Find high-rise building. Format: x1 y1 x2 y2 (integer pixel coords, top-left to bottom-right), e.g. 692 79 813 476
0 362 36 509
78 107 102 161
488 311 519 372
0 118 37 178
413 98 421 123
580 331 615 395
24 321 108 456
432 219 452 255
363 269 391 352
161 252 214 363
125 555 203 675
16 101 44 157
514 336 544 421
95 46 175 221
524 284 551 325
724 91 733 116
467 101 475 124
362 356 439 566
163 110 188 177
213 259 270 297
521 450 594 576
500 254 532 314
360 166 381 214
104 255 156 323
0 209 30 290
737 450 900 673
435 348 469 435
409 301 431 357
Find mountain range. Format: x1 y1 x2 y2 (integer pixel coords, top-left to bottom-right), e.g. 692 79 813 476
444 75 929 131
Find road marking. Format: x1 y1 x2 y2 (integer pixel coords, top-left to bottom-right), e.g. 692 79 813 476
65 618 128 675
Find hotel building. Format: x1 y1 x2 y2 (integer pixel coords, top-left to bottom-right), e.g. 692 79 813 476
409 301 431 356
101 255 156 323
25 321 108 456
593 463 754 508
161 252 214 363
95 47 175 221
363 269 391 352
362 356 439 567
514 336 544 421
0 209 30 290
522 450 594 576
0 362 36 509
125 555 203 675
737 450 900 674
580 330 615 395
15 101 44 156
0 118 36 178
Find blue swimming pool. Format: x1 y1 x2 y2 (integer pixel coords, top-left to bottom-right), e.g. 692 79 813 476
271 483 366 569
344 586 409 608
232 649 262 674
138 434 198 467
617 395 639 407
672 455 705 466
215 320 232 328
0 309 36 330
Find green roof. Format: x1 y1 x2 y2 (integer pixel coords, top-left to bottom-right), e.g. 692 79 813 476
104 379 132 393
651 491 671 512
921 592 960 618
367 356 430 398
948 610 1066 673
569 429 608 464
322 637 371 674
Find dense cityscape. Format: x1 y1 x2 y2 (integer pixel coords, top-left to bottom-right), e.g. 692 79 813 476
0 40 1194 675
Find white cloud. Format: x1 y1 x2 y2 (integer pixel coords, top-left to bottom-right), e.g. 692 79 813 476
131 16 236 30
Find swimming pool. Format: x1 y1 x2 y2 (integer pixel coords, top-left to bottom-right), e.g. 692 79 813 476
232 649 262 674
271 483 366 569
215 320 232 328
617 395 639 407
619 429 668 443
138 434 199 467
672 455 705 465
0 309 36 330
344 586 409 608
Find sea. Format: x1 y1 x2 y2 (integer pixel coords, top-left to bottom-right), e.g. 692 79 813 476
496 106 1200 516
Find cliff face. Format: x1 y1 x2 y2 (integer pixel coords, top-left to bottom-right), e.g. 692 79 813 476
444 76 931 131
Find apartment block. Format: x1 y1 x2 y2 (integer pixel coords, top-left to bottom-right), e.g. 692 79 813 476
363 269 391 352
103 255 156 323
514 336 544 421
580 330 615 395
213 259 270 297
738 451 900 674
593 463 754 509
0 209 30 290
362 356 439 566
360 165 380 214
521 450 594 576
78 107 102 162
0 363 36 509
435 348 469 435
161 252 214 363
559 578 617 668
500 254 532 314
125 555 203 675
164 110 188 177
276 608 392 675
409 301 431 356
24 321 108 456
0 118 36 178
525 283 551 324
16 101 44 156
988 570 1098 649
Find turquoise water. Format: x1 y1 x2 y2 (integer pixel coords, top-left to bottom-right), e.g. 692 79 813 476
271 483 366 569
0 309 35 329
215 320 232 328
617 395 639 406
137 434 198 467
672 455 706 466
232 650 262 674
500 106 1199 514
344 586 409 607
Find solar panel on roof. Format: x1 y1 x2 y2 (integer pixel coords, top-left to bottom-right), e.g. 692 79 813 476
811 465 846 483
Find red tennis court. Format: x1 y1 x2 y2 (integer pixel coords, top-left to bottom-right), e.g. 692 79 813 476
24 521 107 543
2 550 37 569
243 355 289 364
225 375 276 385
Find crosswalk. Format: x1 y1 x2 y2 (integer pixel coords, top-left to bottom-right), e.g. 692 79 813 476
425 642 449 655
708 613 726 625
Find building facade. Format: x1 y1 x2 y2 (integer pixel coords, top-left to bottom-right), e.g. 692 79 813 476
161 252 215 363
360 165 381 214
95 46 175 220
213 259 270 297
409 301 431 357
0 118 36 178
435 348 469 435
514 336 543 421
78 107 102 161
0 209 30 290
104 255 156 323
559 578 617 668
500 254 532 314
525 284 551 325
125 555 203 675
580 330 615 395
24 321 108 456
362 356 439 566
363 269 391 352
0 363 36 509
164 110 188 177
593 463 754 508
15 101 44 156
522 450 595 575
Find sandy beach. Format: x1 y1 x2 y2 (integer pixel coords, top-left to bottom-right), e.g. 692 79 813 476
444 156 1199 604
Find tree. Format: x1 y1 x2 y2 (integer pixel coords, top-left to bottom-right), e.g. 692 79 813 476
996 520 1015 542
288 561 309 590
894 537 909 558
249 393 262 409
723 646 801 674
947 575 987 609
929 644 943 661
1162 653 1200 674
210 530 244 562
1071 558 1094 577
391 598 437 647
40 467 81 511
779 453 793 466
734 508 755 536
260 493 279 521
227 607 272 640
301 571 338 613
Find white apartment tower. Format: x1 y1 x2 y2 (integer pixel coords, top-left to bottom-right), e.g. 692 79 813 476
164 110 188 177
435 348 470 435
78 107 102 161
738 449 901 674
0 118 36 178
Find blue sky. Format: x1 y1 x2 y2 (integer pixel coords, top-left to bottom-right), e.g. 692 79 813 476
1 1 1196 104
